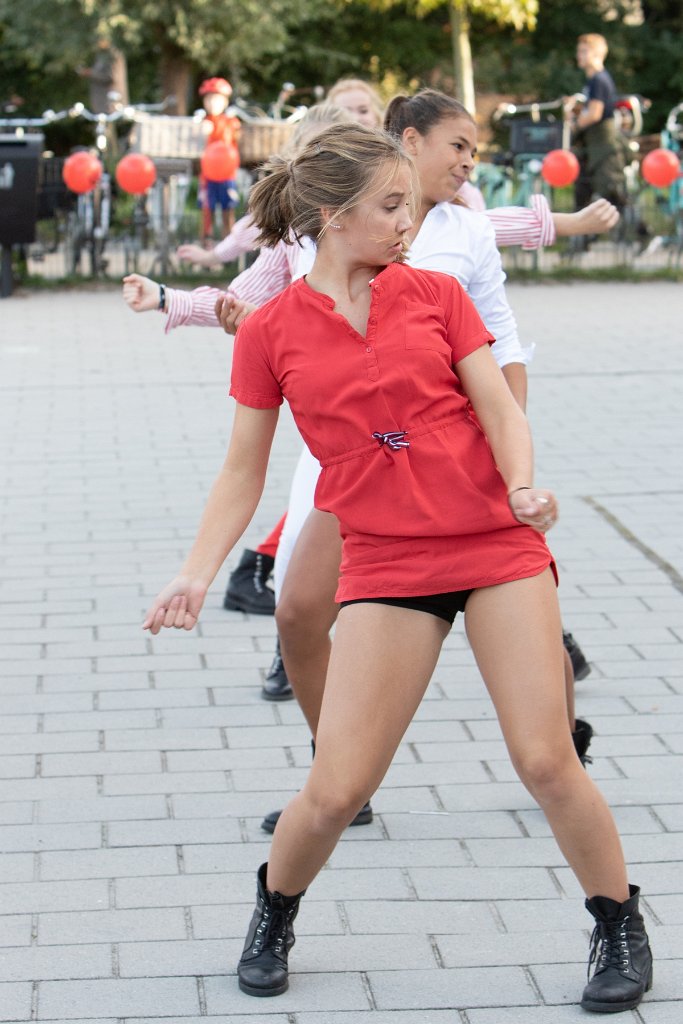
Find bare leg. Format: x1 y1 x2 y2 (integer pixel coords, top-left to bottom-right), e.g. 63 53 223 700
222 207 235 234
275 509 341 735
267 603 449 895
465 569 628 901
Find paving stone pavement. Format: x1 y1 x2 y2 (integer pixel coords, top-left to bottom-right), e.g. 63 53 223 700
1 280 682 1023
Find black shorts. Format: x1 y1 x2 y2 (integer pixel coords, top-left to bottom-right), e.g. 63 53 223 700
340 589 474 626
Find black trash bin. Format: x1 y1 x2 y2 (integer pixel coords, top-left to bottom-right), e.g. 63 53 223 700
0 133 44 297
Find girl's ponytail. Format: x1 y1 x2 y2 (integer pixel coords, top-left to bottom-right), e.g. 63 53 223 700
248 156 297 248
383 95 411 139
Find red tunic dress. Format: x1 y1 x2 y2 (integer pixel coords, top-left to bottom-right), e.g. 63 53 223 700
230 262 553 602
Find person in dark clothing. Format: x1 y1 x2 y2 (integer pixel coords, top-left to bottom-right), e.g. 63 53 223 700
78 36 129 114
570 34 627 212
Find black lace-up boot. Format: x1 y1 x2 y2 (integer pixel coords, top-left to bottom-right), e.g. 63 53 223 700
572 717 594 766
261 638 294 702
223 549 275 615
237 863 305 997
581 884 653 1013
563 629 591 681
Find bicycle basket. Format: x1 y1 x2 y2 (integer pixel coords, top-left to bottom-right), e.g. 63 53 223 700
509 119 563 156
238 119 299 167
128 114 207 159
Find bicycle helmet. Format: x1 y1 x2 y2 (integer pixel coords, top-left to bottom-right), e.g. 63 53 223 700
199 78 232 98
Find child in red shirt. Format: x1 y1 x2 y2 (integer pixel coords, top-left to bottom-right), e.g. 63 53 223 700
198 77 241 239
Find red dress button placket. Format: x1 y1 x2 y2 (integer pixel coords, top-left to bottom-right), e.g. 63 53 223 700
364 288 380 380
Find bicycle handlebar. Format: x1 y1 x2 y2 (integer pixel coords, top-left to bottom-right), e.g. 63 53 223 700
492 96 579 122
666 102 683 136
226 102 308 126
0 98 175 131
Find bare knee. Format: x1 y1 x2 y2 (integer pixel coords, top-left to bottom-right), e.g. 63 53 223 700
512 744 579 802
276 590 336 643
304 783 368 832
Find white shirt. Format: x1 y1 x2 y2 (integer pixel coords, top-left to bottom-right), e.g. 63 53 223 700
409 202 533 367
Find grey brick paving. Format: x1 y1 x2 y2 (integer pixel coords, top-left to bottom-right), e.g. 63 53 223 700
36 908 188 946
1 283 682 1018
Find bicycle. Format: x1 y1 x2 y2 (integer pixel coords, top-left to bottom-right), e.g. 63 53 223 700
637 101 683 265
477 97 571 210
1 98 171 277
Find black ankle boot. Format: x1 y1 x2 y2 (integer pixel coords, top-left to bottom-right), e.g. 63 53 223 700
563 629 591 681
261 638 294 702
261 800 373 835
572 717 594 766
581 884 653 1013
224 549 275 615
237 863 305 997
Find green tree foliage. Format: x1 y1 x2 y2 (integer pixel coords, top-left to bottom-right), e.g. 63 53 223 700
1 0 680 135
0 0 333 114
356 0 538 111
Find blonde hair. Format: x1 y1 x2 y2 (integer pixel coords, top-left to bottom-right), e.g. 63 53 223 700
327 78 384 126
248 123 414 249
283 102 353 157
578 33 609 59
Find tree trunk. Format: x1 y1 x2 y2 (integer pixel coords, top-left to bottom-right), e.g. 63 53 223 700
449 2 476 115
159 45 193 115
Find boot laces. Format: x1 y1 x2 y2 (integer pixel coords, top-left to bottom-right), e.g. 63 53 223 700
587 915 631 980
251 896 295 958
267 649 283 679
252 554 266 595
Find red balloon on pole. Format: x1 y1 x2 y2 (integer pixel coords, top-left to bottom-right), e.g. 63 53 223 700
641 148 680 188
541 149 580 188
115 153 157 194
201 141 239 182
62 151 102 194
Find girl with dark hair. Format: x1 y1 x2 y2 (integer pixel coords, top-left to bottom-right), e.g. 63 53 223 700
142 122 652 1014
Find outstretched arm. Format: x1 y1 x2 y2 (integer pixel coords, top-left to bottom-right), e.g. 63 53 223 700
485 195 618 251
143 404 279 633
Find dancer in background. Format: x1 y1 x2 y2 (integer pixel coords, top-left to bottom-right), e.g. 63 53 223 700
125 102 353 701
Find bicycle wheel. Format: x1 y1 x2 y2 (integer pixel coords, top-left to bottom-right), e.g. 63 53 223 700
63 209 84 276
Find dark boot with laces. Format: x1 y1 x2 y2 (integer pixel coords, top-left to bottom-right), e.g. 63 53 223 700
581 884 653 1013
261 638 294 701
572 717 594 767
237 863 305 997
224 549 275 615
563 629 591 681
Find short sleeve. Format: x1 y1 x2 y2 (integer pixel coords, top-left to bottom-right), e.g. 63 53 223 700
436 274 495 365
229 317 283 409
588 75 611 106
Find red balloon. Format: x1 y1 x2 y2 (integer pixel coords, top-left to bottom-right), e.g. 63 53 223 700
62 151 102 194
115 153 157 194
201 141 239 182
541 149 580 188
641 148 680 188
